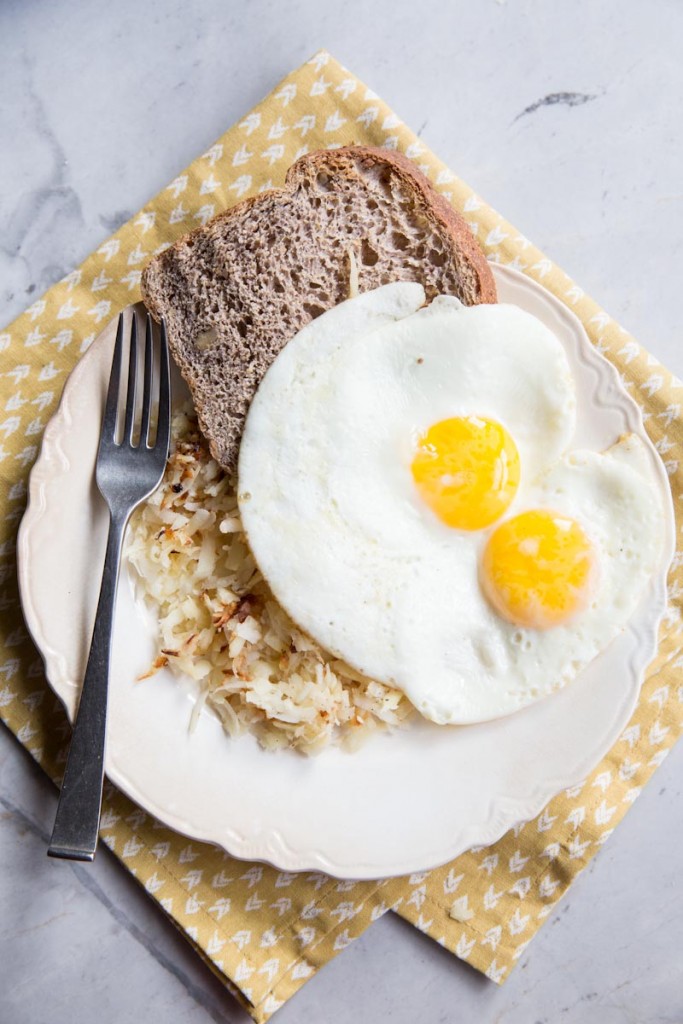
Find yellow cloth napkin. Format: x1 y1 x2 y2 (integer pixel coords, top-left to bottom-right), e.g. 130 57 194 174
1 50 681 1021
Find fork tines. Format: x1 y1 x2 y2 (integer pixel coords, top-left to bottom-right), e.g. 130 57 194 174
103 311 169 451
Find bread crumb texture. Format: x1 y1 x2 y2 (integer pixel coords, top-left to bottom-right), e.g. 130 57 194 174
142 146 496 472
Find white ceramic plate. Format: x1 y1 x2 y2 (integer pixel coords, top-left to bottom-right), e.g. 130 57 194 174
17 265 675 879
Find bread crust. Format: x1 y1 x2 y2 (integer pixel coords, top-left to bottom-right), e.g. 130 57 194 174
285 146 496 302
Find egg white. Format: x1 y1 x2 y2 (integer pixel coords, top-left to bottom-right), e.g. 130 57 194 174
238 284 664 724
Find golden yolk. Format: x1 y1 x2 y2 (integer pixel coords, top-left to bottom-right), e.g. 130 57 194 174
411 416 520 530
481 510 595 629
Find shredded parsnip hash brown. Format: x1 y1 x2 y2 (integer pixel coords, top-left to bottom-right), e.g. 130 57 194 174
127 409 413 754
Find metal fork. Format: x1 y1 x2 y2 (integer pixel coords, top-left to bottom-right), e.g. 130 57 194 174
48 310 170 861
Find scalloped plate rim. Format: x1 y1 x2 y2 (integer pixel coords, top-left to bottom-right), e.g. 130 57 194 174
16 264 676 878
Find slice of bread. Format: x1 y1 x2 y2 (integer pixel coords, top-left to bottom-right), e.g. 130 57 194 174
142 146 496 473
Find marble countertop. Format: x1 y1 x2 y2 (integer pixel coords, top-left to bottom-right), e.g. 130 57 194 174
2 1 682 1021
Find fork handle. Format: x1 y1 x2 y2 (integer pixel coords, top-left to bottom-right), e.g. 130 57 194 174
48 510 128 861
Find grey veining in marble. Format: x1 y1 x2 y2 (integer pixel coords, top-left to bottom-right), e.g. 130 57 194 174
2 1 682 1022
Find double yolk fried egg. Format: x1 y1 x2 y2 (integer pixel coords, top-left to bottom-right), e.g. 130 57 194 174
238 283 664 724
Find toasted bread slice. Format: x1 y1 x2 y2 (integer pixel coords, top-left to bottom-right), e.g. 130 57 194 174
142 146 496 472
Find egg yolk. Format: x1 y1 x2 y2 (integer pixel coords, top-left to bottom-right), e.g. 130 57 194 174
481 510 595 629
411 416 520 530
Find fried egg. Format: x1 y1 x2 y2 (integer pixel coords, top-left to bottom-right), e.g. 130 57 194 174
238 284 664 724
